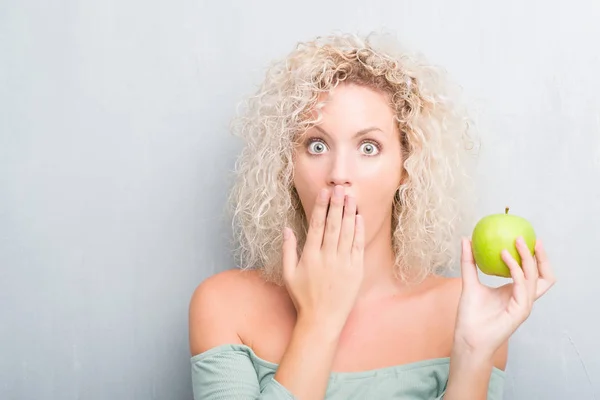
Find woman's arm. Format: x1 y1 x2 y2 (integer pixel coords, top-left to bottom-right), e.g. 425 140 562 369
273 316 341 400
272 187 365 399
189 270 344 400
442 342 508 399
190 188 365 399
189 272 299 399
442 237 556 399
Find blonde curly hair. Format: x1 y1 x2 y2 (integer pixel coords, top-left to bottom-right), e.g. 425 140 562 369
227 31 480 285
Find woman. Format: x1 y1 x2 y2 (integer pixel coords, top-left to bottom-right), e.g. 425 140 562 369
188 31 556 399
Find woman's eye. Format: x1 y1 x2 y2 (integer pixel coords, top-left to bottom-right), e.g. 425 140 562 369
360 142 379 155
307 140 328 154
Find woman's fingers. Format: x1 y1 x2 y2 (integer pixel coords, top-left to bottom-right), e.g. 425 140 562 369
460 237 480 288
282 227 298 282
502 249 529 309
516 236 538 301
534 239 557 299
305 188 331 251
338 195 357 254
322 185 345 254
351 214 365 266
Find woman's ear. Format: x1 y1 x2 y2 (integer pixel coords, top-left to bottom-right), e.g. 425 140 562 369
399 168 408 186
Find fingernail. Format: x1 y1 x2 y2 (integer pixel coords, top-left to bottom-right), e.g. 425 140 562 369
517 236 524 245
334 185 344 197
283 228 290 240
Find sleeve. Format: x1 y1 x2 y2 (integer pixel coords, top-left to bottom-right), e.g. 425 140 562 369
191 346 296 400
434 368 505 400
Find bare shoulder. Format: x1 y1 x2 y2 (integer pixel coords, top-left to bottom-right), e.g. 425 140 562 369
428 275 509 371
427 275 463 311
188 268 279 356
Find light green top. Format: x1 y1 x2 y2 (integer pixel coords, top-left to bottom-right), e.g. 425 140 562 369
191 343 505 399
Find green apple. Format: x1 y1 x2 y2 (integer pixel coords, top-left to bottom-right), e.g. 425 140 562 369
471 207 536 277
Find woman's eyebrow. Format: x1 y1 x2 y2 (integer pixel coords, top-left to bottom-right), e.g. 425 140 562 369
314 125 384 139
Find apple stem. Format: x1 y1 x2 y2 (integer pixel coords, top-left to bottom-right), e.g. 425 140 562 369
505 207 509 214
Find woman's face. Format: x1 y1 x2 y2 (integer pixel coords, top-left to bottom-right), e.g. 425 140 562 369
293 83 404 244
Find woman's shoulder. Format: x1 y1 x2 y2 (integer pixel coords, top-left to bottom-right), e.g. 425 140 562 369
409 275 464 339
421 274 463 308
433 275 463 299
188 268 289 356
190 268 287 306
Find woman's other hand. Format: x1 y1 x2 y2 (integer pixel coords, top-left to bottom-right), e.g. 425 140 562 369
453 237 557 357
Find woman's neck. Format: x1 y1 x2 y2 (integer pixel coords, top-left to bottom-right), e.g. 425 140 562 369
356 222 405 303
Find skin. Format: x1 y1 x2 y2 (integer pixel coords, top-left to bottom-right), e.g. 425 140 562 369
189 83 557 400
292 83 406 302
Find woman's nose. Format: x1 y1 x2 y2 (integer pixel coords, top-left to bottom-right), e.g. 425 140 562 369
327 154 353 188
